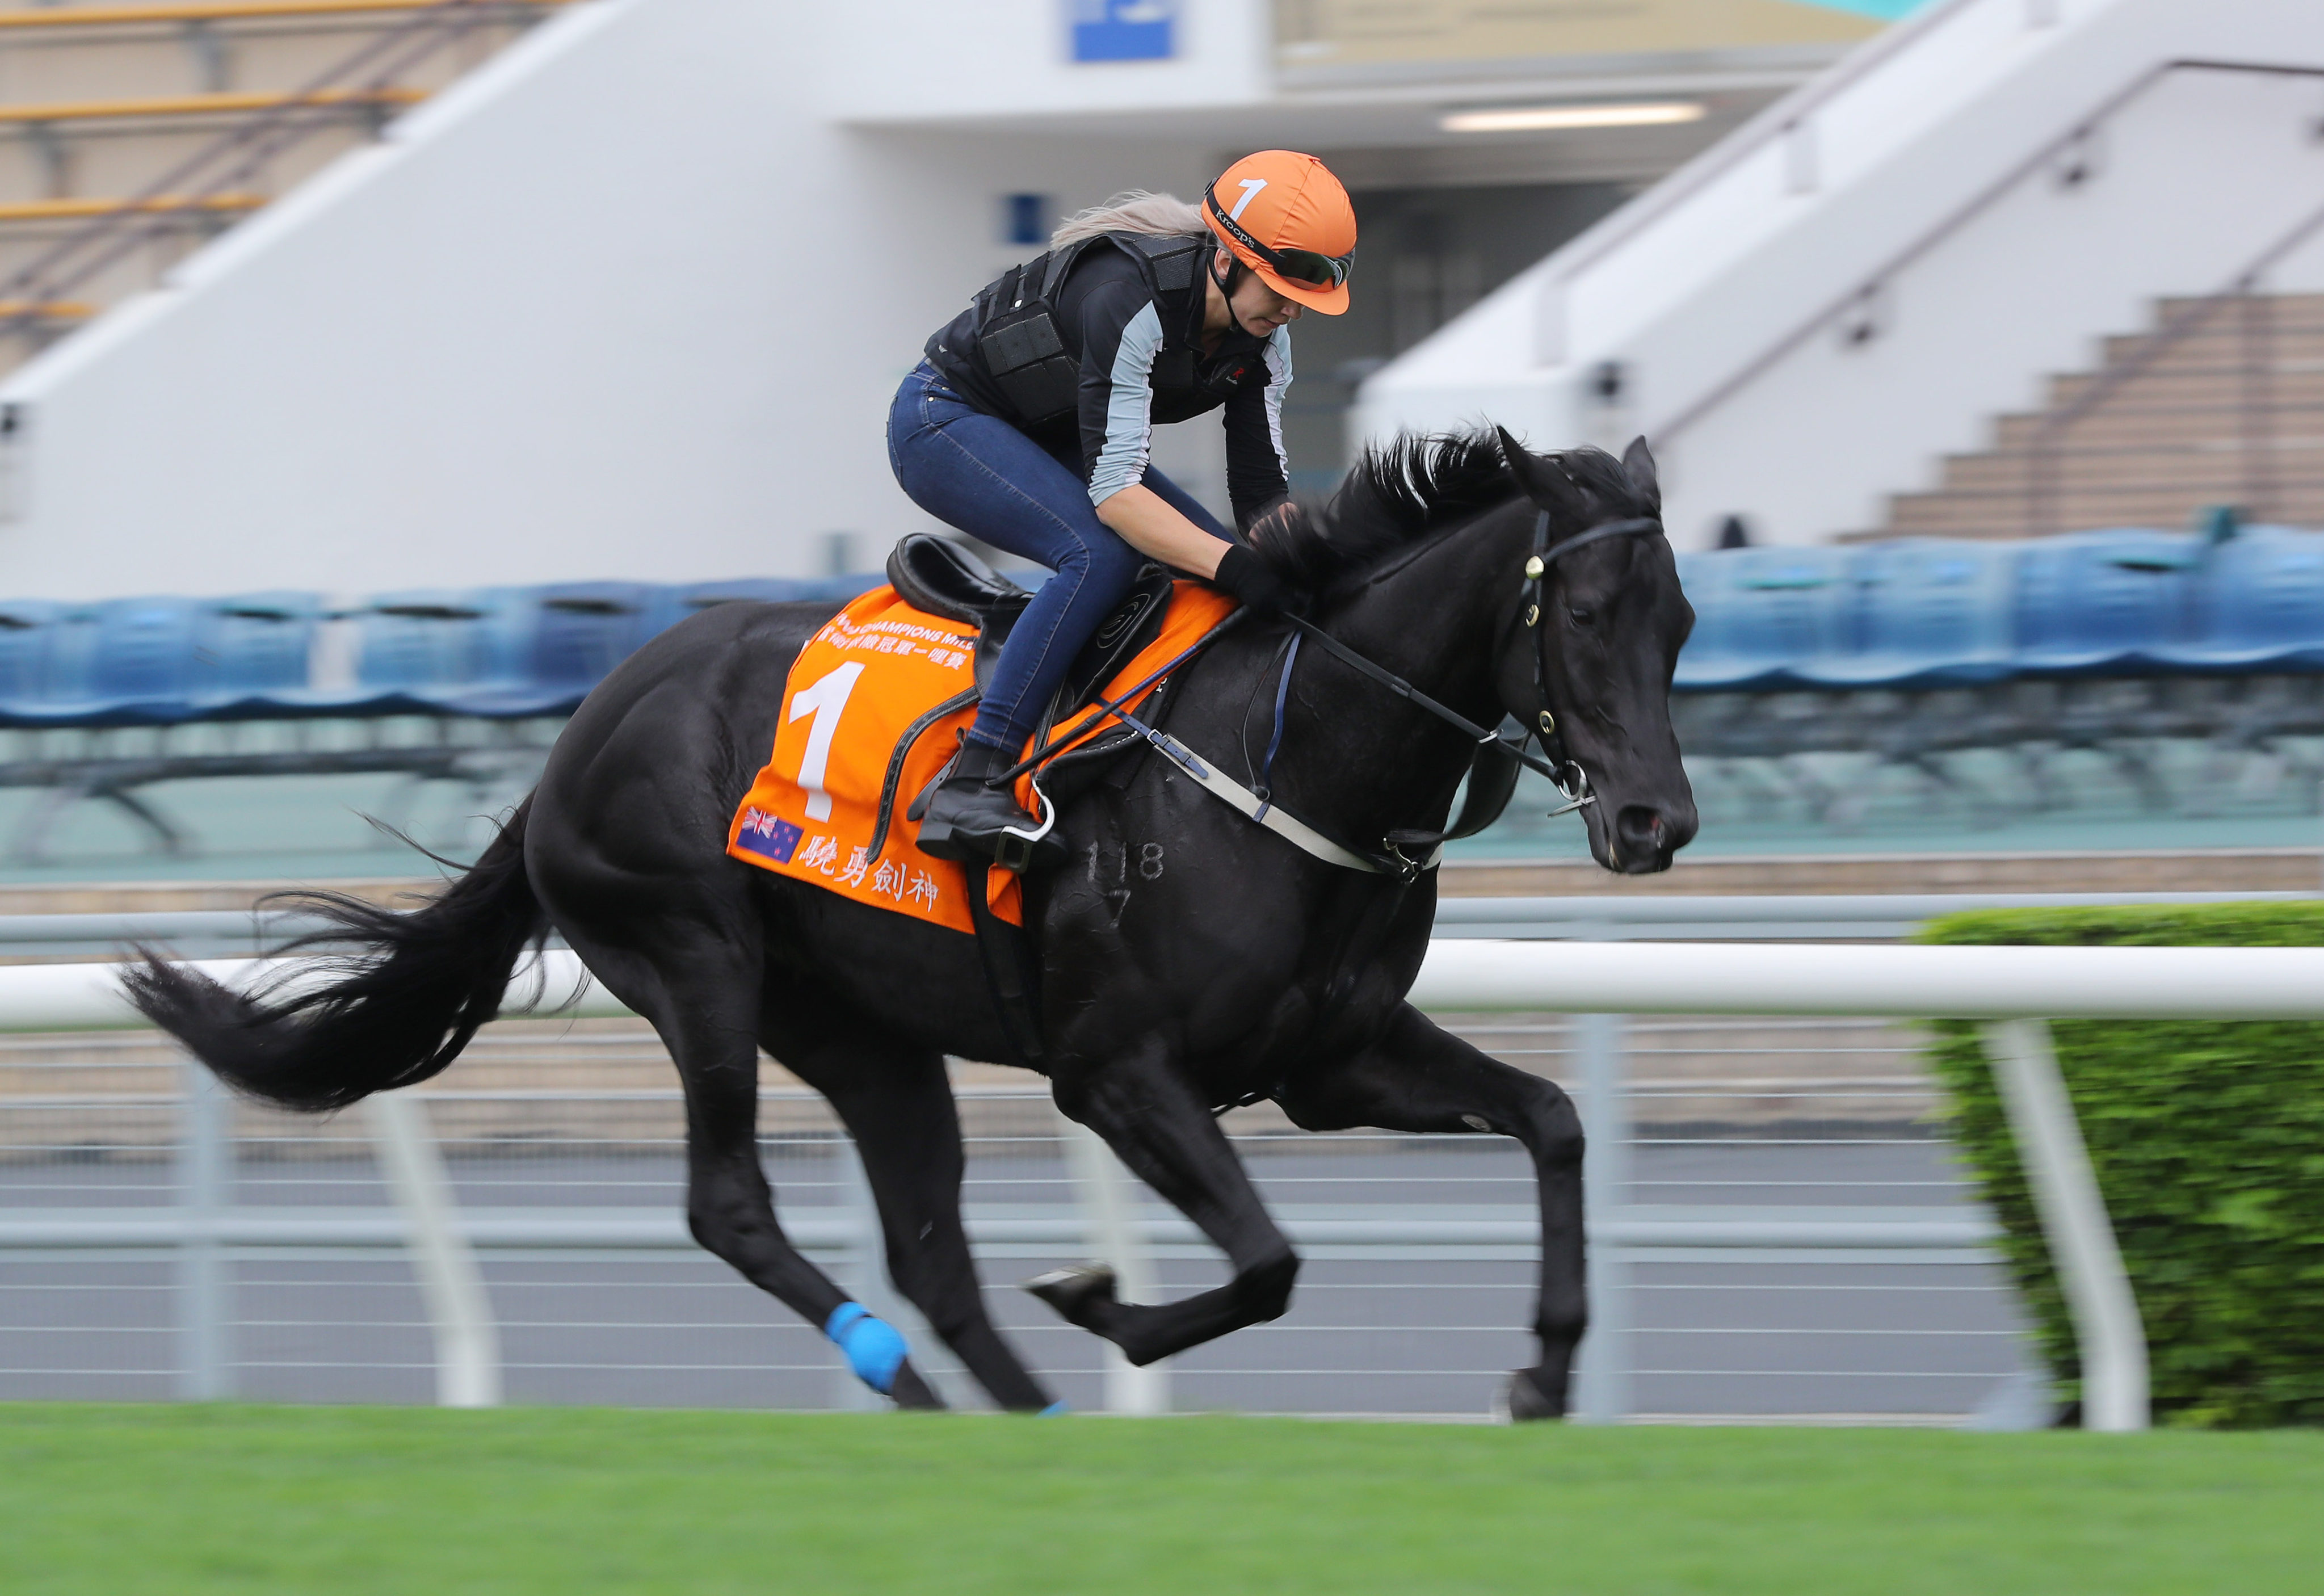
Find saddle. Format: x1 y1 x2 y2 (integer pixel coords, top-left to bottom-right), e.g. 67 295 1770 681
882 535 1194 1069
885 535 1176 730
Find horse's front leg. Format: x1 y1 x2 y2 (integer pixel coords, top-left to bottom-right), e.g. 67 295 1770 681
1273 1002 1587 1420
1028 1036 1298 1366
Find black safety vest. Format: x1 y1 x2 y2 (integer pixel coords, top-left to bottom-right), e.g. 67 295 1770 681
930 232 1210 429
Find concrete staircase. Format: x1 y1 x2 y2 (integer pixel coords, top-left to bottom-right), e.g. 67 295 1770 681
1881 291 2324 540
0 0 562 371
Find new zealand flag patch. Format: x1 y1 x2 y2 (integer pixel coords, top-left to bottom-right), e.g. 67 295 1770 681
735 807 802 864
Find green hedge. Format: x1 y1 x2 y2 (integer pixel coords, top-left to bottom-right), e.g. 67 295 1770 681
1919 904 2324 1428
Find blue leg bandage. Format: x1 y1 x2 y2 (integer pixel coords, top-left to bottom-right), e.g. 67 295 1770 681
825 1301 909 1395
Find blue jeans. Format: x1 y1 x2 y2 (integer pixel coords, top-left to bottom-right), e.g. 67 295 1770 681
888 361 1229 750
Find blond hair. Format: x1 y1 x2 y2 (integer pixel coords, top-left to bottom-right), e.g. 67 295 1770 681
1049 190 1208 249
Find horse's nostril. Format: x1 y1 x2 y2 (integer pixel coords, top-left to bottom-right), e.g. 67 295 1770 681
1616 805 1668 850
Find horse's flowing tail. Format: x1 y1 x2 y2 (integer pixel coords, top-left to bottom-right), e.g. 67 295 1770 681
122 797 549 1113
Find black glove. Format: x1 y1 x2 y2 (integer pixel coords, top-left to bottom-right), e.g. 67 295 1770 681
1212 543 1295 619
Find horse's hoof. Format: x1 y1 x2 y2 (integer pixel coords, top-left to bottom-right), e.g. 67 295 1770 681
888 1360 946 1411
1023 1262 1117 1327
1501 1367 1568 1423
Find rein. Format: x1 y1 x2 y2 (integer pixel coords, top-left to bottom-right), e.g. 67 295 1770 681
1285 618 1562 784
982 504 1663 883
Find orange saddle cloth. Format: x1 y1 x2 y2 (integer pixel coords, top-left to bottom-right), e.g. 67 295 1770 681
727 581 1233 933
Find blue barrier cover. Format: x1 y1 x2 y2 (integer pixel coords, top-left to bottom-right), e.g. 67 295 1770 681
192 593 324 719
12 538 2323 730
434 583 659 719
0 599 63 725
1673 547 1855 690
13 598 207 726
0 579 872 727
1805 539 2019 688
2158 525 2324 671
2013 528 2201 675
313 589 502 717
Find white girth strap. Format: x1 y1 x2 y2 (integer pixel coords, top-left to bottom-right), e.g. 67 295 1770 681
1140 728 1440 876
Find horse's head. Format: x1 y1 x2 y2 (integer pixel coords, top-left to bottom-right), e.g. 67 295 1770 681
1495 429 1697 874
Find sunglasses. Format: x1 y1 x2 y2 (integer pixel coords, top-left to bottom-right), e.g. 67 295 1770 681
1204 183 1354 291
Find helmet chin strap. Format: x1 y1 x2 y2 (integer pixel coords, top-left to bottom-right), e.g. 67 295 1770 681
1209 255 1254 340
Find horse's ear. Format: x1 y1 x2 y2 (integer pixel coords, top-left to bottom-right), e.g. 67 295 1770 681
1621 435 1662 513
1497 426 1581 515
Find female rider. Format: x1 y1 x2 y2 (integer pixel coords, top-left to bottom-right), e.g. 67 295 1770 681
890 149 1358 867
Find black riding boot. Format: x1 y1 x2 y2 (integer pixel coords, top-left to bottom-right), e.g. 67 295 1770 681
914 740 1064 872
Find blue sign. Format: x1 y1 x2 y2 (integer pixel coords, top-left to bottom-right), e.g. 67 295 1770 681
1004 194 1050 246
1071 0 1175 64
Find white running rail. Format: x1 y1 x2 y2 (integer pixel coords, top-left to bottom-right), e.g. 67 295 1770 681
23 939 2324 1030
15 936 2314 1426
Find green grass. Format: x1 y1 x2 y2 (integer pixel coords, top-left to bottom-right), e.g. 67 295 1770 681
3 1405 2319 1594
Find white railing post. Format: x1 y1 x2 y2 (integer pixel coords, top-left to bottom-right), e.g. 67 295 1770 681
365 1090 499 1408
1571 1011 1630 1422
1061 1116 1168 1415
175 1061 231 1401
832 1136 921 1410
1978 1020 2149 1431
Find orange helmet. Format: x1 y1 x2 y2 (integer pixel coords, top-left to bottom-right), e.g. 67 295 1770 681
1203 150 1356 316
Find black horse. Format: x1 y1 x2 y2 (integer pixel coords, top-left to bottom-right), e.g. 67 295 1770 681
126 428 1696 1418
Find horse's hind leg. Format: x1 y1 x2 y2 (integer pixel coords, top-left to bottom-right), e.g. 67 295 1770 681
1032 1039 1298 1367
1273 1003 1587 1421
566 937 945 1409
779 1022 1055 1412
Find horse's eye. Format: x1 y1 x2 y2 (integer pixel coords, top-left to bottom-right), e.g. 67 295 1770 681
1568 606 1596 628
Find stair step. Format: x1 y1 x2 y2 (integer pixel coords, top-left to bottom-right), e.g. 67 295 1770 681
1886 485 2324 537
2096 325 2324 367
0 192 264 223
0 87 423 125
1993 402 2324 448
1939 444 2324 493
2048 368 2324 409
0 298 94 320
0 0 568 32
2153 291 2324 321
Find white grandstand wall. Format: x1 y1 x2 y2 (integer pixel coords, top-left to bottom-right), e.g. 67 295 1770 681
0 0 1226 600
1352 0 2324 548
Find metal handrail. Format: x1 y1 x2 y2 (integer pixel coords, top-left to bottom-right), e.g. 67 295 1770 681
0 0 563 346
1649 60 2324 459
1532 0 1986 338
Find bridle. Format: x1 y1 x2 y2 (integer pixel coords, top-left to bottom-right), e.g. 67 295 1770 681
1288 505 1663 833
993 501 1665 883
1509 507 1664 813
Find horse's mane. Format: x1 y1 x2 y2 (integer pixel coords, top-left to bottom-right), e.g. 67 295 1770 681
1249 428 1641 590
